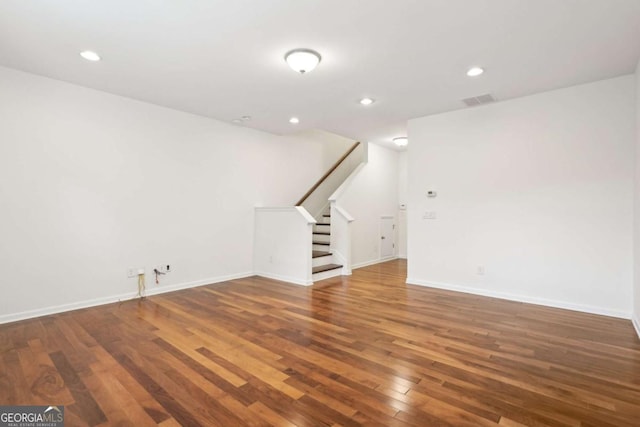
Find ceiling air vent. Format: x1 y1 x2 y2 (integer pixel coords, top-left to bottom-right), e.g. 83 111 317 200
462 93 496 107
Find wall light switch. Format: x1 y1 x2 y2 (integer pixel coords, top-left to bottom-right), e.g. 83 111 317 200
423 211 437 220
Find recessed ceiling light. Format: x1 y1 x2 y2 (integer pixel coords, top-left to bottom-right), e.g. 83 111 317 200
393 137 408 147
284 49 321 74
289 117 300 124
359 98 375 106
466 67 484 77
80 50 101 62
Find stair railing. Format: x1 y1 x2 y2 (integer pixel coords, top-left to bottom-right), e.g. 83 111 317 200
295 141 361 207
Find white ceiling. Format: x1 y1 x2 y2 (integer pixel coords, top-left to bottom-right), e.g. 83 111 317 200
1 0 640 150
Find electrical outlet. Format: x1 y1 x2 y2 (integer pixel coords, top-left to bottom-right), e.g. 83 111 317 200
127 268 136 278
477 265 485 275
155 264 171 273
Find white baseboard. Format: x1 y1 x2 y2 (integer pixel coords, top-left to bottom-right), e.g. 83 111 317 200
632 316 640 341
405 277 631 320
0 271 254 325
145 271 254 297
254 271 313 286
352 256 398 270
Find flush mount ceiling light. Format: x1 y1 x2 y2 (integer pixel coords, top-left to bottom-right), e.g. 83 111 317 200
289 117 300 124
466 66 484 77
80 50 101 61
359 97 375 106
284 49 321 74
393 137 408 147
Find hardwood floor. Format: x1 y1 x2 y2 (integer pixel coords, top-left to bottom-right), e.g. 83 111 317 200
1 259 640 426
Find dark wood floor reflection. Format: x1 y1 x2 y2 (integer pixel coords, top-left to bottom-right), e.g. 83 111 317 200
1 259 640 426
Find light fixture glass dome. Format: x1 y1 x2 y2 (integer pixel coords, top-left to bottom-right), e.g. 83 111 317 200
80 50 101 61
393 137 408 147
466 66 484 77
285 49 321 74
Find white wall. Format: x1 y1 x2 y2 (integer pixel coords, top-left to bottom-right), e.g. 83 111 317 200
407 76 635 318
336 144 399 268
314 129 357 171
398 151 408 258
0 66 335 322
634 60 640 335
281 129 355 205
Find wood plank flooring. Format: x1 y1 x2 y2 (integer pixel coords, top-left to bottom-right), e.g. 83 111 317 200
1 259 640 426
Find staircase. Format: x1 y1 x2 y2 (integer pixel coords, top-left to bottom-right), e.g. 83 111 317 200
252 139 362 285
297 141 362 283
311 211 343 281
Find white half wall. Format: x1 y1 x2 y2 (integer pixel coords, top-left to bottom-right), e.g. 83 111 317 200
254 207 315 286
329 203 355 275
407 76 635 318
336 144 399 268
634 60 640 336
0 66 337 323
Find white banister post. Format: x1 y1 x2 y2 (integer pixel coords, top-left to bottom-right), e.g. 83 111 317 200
329 201 354 275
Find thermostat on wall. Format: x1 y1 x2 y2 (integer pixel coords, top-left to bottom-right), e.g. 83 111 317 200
427 190 437 198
